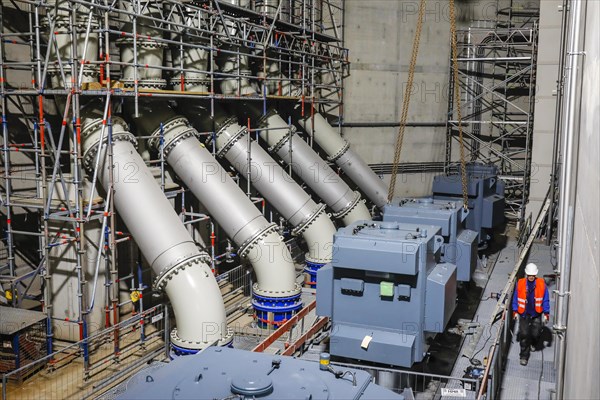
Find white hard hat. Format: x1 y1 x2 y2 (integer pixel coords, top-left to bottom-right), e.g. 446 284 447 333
525 263 538 276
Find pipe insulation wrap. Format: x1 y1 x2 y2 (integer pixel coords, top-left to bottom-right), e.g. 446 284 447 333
259 110 371 223
80 115 230 349
145 113 298 296
214 119 335 264
298 113 388 209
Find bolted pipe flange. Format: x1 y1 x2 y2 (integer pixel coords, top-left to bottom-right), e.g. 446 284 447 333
214 124 248 159
81 116 137 171
82 132 137 172
304 257 328 288
116 37 168 50
326 140 350 162
252 283 302 328
162 129 197 157
153 253 212 292
268 125 297 154
237 223 279 260
120 78 168 90
148 116 199 157
169 76 209 91
170 326 234 352
148 117 189 149
252 282 302 299
291 203 328 237
331 191 363 220
47 66 99 77
305 254 331 266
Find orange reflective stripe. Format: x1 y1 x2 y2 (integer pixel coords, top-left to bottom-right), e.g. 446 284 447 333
516 278 528 313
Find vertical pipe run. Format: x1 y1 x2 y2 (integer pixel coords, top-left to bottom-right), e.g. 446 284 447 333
554 0 585 397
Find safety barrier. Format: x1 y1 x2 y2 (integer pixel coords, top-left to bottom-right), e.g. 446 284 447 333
332 361 481 399
1 304 168 400
216 264 253 317
476 196 552 398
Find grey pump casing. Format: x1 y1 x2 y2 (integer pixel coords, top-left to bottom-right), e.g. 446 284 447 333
317 221 457 367
383 198 479 281
432 163 505 242
116 347 404 400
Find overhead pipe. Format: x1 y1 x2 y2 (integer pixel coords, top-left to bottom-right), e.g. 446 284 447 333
259 62 387 209
183 103 337 287
80 106 232 353
257 108 372 225
130 103 301 327
554 0 585 397
45 0 99 89
119 7 300 326
297 112 388 209
216 56 371 225
116 2 166 89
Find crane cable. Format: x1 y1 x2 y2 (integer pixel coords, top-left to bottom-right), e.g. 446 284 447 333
387 0 426 202
449 0 469 210
387 0 469 211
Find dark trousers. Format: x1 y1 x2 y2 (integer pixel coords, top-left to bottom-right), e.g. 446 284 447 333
518 314 542 360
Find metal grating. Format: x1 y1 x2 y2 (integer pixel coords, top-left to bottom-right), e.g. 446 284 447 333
0 307 46 336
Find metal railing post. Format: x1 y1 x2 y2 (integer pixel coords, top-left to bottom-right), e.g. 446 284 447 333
164 305 170 359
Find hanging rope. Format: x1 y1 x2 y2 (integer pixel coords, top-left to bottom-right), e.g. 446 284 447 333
387 0 426 202
448 0 469 210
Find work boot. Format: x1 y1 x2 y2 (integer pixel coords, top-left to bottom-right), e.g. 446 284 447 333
520 358 528 366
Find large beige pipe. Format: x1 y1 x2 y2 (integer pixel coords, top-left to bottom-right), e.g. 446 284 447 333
216 56 370 225
194 106 336 270
132 105 300 301
298 113 388 209
81 111 231 351
258 109 372 225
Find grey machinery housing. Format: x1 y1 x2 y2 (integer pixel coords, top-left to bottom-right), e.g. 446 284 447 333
113 347 406 400
317 221 457 368
383 198 479 282
432 163 505 243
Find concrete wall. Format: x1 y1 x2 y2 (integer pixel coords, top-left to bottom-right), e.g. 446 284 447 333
563 0 600 397
527 0 562 222
342 0 518 198
342 0 451 198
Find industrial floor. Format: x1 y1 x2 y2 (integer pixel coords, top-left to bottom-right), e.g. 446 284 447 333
450 227 557 399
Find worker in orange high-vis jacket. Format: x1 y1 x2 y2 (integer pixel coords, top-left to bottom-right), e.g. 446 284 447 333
512 263 550 366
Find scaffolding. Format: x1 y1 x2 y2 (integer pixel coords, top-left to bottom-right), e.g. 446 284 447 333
0 0 347 361
445 8 539 225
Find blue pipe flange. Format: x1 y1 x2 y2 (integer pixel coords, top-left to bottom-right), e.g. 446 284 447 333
304 259 326 289
252 290 302 329
170 328 234 357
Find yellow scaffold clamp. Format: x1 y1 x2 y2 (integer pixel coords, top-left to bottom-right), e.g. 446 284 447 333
130 290 141 303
